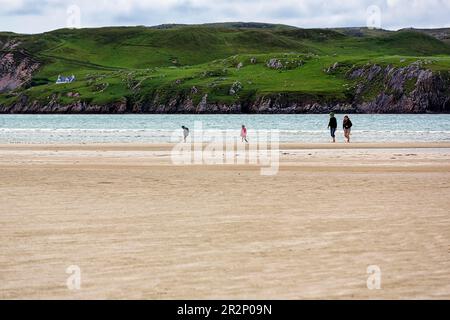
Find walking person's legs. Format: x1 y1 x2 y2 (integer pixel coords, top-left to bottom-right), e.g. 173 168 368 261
344 129 350 143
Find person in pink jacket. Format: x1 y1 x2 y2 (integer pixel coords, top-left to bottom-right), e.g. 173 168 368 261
241 125 249 143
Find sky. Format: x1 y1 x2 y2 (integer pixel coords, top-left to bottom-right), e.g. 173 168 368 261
1 0 450 34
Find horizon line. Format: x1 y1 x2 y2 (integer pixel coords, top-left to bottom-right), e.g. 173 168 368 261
1 21 450 36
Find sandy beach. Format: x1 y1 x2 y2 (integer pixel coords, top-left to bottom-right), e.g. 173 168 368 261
1 143 450 299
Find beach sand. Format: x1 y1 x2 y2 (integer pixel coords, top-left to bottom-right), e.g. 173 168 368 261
1 143 450 299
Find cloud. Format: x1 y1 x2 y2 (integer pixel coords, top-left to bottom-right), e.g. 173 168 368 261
0 0 449 34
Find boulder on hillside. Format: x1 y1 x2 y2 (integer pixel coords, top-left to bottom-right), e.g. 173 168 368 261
266 58 283 69
229 81 243 95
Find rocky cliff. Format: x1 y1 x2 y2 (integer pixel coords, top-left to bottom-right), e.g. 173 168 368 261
348 62 450 113
250 61 449 114
0 40 40 93
1 59 449 114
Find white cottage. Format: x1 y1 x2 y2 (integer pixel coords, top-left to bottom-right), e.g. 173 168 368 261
56 75 76 84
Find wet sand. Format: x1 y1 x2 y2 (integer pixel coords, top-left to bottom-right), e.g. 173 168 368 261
1 143 450 299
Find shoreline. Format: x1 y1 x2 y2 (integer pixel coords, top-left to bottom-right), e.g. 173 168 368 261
1 142 450 151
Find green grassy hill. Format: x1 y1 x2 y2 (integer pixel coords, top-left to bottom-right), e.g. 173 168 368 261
1 23 450 110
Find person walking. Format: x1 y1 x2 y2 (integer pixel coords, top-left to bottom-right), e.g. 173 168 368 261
343 116 353 143
241 125 249 143
182 126 190 143
328 112 338 143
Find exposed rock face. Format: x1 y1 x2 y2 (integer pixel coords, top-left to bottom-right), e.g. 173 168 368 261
349 63 450 113
136 93 242 114
229 81 243 95
0 42 40 93
245 97 351 114
266 58 284 69
0 94 245 114
0 95 128 114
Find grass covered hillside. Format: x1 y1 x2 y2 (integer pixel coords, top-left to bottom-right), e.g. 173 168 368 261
1 23 450 113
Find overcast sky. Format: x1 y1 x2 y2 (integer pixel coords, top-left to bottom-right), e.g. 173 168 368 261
1 0 450 34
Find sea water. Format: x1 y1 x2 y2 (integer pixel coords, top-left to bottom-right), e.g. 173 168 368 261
0 114 449 144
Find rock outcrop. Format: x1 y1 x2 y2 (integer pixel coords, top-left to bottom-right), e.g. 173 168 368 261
0 95 128 114
349 63 450 113
266 58 284 70
0 42 40 93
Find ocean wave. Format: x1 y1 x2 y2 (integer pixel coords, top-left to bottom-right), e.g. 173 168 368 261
2 114 450 143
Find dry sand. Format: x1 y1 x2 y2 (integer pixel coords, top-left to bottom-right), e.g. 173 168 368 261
1 143 450 299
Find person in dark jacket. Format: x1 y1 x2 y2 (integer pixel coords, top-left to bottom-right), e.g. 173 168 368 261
328 112 338 143
343 116 353 143
182 126 190 143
